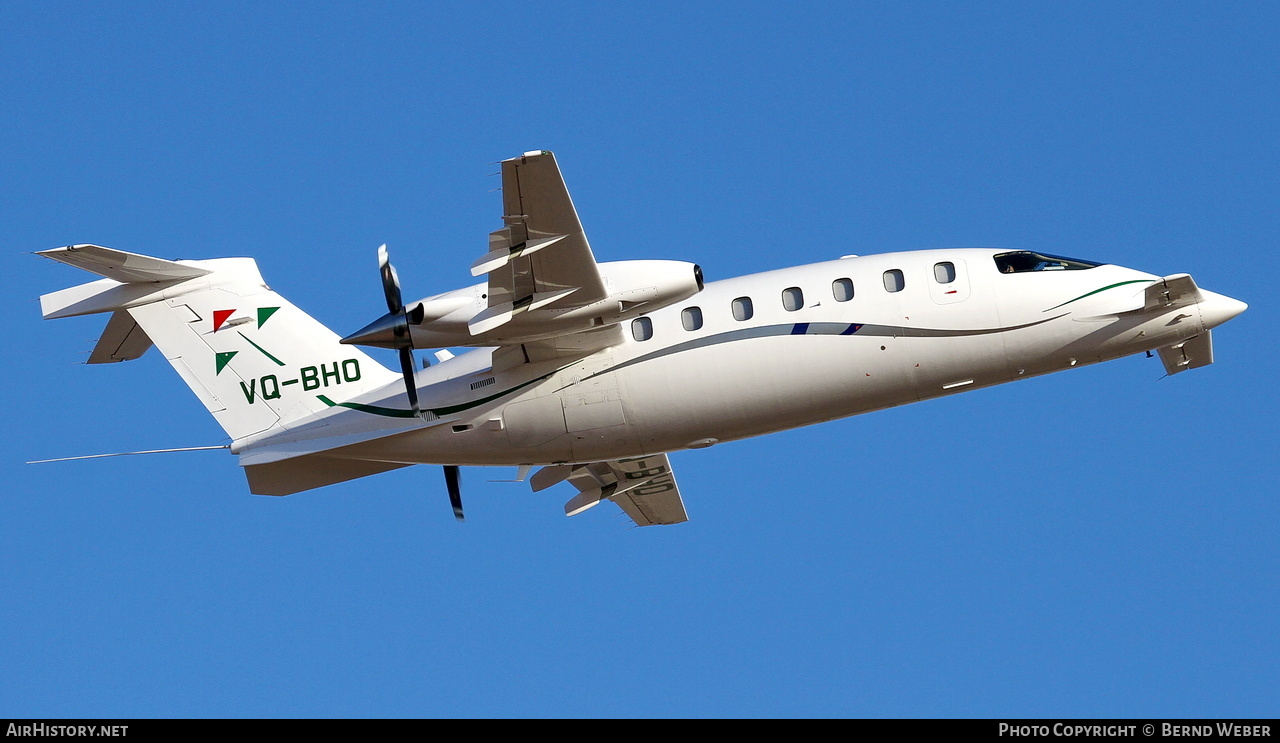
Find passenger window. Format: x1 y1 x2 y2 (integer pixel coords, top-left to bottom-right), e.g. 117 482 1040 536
631 316 653 341
681 306 703 331
732 297 754 322
832 278 854 302
883 269 905 293
934 262 956 284
782 287 803 312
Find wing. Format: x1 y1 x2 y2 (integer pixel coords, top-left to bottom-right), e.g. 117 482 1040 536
472 150 608 305
532 453 689 526
1157 330 1214 375
1144 273 1202 311
470 151 623 368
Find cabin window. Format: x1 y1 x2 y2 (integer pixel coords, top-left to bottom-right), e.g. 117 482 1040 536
782 287 804 312
732 296 754 322
832 278 854 302
631 316 653 341
994 251 1102 273
883 269 905 293
934 262 956 284
681 306 703 331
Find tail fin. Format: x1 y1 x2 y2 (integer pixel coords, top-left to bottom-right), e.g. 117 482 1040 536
40 244 399 442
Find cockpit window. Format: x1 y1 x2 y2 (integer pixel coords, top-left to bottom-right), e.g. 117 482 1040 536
994 251 1102 274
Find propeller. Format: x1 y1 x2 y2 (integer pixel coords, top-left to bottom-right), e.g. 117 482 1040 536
445 465 464 522
375 244 421 413
347 245 466 522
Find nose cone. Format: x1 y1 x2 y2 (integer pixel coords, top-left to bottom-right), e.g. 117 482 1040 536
341 312 406 349
1198 290 1248 329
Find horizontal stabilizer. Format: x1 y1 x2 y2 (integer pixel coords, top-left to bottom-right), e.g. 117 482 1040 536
1145 273 1202 312
88 310 153 363
38 244 211 283
245 455 412 495
1157 331 1214 375
40 255 264 320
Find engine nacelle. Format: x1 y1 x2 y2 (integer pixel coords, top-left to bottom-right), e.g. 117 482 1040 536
595 259 705 321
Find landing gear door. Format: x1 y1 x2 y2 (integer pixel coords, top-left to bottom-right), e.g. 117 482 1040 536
928 259 971 305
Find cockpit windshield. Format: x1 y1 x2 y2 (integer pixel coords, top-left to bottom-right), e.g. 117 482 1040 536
994 251 1103 274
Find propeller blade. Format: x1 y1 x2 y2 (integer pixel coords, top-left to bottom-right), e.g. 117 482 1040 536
377 244 403 315
374 244 420 411
397 347 419 413
444 465 464 522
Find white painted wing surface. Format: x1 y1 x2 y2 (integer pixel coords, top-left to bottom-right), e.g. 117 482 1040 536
1144 273 1202 311
608 454 689 526
479 151 609 313
475 150 624 369
37 244 212 283
555 453 689 526
1144 274 1215 375
1157 331 1214 375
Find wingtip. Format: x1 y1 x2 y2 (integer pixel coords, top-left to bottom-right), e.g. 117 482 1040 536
34 245 76 258
501 149 554 163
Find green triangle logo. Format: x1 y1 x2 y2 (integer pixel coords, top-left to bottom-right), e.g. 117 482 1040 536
215 351 238 375
257 307 280 328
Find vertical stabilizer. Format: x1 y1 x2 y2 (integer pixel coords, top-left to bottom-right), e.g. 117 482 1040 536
40 245 399 441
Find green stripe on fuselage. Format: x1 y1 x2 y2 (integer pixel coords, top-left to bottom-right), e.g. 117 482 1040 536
1042 280 1153 312
318 369 560 419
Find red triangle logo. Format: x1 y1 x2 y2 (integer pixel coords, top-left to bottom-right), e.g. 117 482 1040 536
213 309 236 332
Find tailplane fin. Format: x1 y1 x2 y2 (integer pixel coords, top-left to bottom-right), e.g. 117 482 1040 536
39 245 399 442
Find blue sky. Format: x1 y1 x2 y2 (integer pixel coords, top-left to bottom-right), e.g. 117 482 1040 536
2 2 1275 718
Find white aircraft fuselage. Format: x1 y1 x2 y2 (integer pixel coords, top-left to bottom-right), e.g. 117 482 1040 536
318 247 1243 467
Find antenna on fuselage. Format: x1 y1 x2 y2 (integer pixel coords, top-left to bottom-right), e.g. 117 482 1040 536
27 445 231 464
